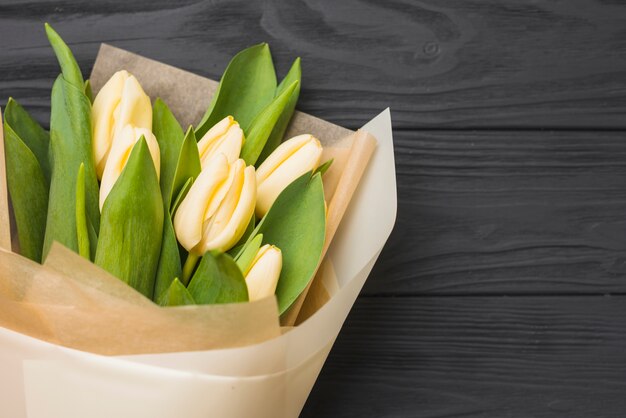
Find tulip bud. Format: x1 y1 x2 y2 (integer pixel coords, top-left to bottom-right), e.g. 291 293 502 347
197 115 244 167
243 244 282 301
92 70 152 178
174 156 256 255
255 134 322 217
99 125 161 210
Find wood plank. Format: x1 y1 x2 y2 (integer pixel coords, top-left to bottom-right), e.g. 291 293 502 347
364 129 626 296
302 295 626 418
1 0 626 129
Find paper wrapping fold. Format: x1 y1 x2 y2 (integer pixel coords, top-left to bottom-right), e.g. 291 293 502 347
0 44 396 418
0 244 281 355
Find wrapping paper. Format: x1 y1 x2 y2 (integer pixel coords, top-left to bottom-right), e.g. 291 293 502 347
0 45 396 417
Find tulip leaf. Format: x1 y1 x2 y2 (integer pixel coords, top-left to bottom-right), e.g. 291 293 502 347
257 58 301 164
188 251 248 304
241 80 299 166
84 79 94 103
235 233 263 273
4 98 51 183
314 158 334 176
195 43 277 138
44 23 84 90
171 176 193 217
44 76 100 258
169 127 201 212
95 138 164 298
153 214 183 301
252 172 326 314
153 98 185 209
157 278 196 307
75 163 90 260
87 217 98 260
44 25 99 257
3 120 48 262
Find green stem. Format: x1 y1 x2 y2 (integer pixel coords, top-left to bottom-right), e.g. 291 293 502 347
181 253 200 286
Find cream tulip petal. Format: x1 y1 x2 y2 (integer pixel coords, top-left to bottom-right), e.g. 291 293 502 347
203 161 245 242
98 126 161 210
99 124 137 210
201 165 256 253
198 115 233 157
92 70 129 178
198 116 243 167
212 124 243 164
255 139 322 217
255 134 314 183
243 244 271 276
203 159 246 225
202 157 242 223
245 245 282 301
174 154 229 252
114 75 152 139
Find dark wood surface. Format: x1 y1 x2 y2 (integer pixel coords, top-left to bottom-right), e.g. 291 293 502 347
1 0 625 416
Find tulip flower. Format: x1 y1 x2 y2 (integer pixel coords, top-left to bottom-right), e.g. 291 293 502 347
92 70 152 178
197 115 244 167
255 134 322 217
243 244 282 301
174 155 256 257
99 125 161 210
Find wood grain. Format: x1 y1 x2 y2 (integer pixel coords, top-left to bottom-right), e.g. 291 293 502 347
0 1 624 295
366 129 626 296
302 296 626 418
1 0 626 129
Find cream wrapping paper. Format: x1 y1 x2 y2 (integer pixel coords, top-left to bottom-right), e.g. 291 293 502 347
0 45 396 418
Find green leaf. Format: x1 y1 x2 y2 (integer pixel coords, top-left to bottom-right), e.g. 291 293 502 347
169 127 201 212
153 214 183 301
3 121 48 262
95 138 164 298
84 79 94 103
257 58 301 164
44 23 84 89
87 217 98 260
157 278 196 307
241 81 299 166
171 177 193 217
252 172 326 314
75 163 90 259
4 98 50 183
314 158 334 176
235 233 263 273
188 251 248 304
195 43 277 138
152 98 185 209
44 75 100 258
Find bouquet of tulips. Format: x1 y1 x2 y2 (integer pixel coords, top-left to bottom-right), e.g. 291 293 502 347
4 24 329 316
0 23 396 418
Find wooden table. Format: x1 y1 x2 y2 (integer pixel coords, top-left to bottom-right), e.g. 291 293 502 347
1 1 625 416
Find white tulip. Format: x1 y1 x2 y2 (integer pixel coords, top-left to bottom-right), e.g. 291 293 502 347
244 244 282 301
198 115 244 166
255 134 322 217
92 70 152 179
99 125 160 210
174 156 256 255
